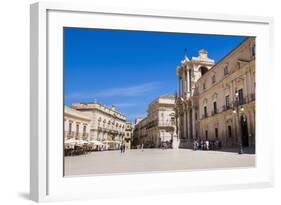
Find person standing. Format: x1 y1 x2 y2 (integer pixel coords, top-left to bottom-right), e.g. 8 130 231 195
123 143 126 153
205 140 209 150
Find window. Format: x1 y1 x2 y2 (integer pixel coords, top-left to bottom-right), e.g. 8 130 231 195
215 128 218 139
225 95 230 109
83 125 86 137
204 106 207 117
237 62 241 69
68 122 72 135
76 124 79 138
224 65 229 75
228 125 232 138
212 75 216 84
203 83 206 90
252 45 255 57
213 101 217 114
238 89 244 105
205 130 208 140
200 67 208 76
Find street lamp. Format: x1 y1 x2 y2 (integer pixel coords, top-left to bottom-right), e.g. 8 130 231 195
233 90 244 154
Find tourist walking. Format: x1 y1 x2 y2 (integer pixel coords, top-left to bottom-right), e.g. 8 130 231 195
193 140 198 150
122 144 126 153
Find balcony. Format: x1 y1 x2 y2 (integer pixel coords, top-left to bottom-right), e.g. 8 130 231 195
146 120 158 129
222 105 232 111
200 93 256 119
158 120 175 128
201 113 208 119
211 110 218 116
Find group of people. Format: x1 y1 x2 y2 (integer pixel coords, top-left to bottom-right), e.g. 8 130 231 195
193 139 222 151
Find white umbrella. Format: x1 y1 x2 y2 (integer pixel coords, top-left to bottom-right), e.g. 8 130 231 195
65 139 78 145
89 140 104 146
76 139 89 145
64 139 78 149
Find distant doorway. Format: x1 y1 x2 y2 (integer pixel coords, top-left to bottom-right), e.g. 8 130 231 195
240 115 249 147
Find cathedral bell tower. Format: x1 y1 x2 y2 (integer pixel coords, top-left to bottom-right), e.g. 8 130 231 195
177 49 214 99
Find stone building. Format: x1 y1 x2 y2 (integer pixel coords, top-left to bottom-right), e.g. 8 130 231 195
132 117 147 148
124 122 134 149
64 106 91 141
71 102 126 150
176 37 255 148
133 95 178 148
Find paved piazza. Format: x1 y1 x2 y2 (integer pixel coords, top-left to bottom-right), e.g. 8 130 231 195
64 149 255 176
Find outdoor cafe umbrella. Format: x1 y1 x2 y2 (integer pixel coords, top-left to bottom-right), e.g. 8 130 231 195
89 140 104 146
64 139 78 149
76 139 89 146
65 138 78 145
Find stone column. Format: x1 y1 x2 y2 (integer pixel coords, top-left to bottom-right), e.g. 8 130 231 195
232 80 236 102
189 69 192 96
177 76 181 97
183 70 186 97
246 72 250 100
179 73 183 98
183 106 187 139
192 108 196 140
186 69 189 97
186 108 191 141
243 74 248 102
186 69 189 98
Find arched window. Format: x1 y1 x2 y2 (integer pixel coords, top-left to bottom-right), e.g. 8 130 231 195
224 65 229 75
200 66 208 76
251 45 255 57
212 75 216 84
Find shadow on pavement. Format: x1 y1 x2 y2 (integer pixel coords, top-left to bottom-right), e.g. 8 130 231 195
210 147 255 154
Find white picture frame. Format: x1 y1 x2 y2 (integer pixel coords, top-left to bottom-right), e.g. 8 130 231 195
30 2 274 202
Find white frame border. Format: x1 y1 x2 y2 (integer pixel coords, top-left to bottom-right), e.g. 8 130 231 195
30 2 274 202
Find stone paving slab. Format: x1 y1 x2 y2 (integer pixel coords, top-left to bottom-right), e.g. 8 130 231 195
64 148 255 176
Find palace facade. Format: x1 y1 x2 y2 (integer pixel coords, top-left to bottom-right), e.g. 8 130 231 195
71 102 127 150
64 106 91 141
133 95 178 148
176 37 256 148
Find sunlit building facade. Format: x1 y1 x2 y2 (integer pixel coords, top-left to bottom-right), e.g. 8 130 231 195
64 106 91 141
176 37 256 148
133 95 178 148
71 103 127 150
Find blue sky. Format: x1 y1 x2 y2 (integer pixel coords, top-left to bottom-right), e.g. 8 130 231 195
64 28 245 122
